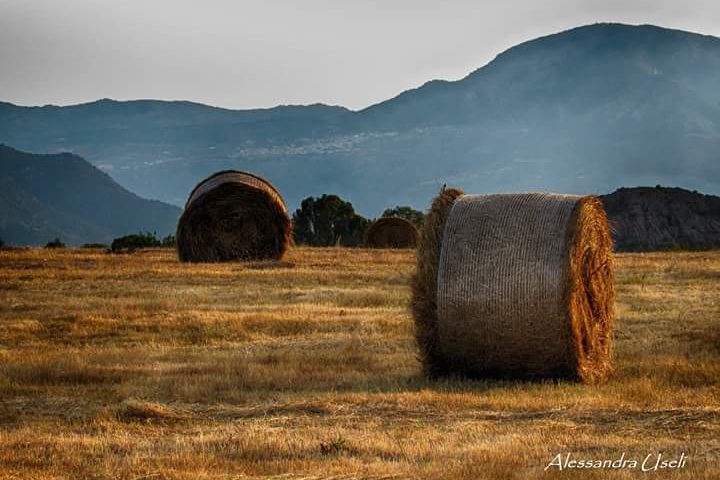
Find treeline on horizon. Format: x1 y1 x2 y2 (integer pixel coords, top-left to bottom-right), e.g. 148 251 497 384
3 188 717 252
0 193 423 250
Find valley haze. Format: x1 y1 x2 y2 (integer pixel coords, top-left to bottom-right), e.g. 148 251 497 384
1 23 720 218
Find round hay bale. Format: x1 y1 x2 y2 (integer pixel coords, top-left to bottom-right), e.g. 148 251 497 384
366 217 419 248
411 190 614 383
176 170 291 262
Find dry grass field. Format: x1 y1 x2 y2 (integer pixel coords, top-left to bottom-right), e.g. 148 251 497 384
0 247 718 479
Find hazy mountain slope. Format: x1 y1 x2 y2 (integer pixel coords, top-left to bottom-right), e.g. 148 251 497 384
0 145 181 245
359 23 720 128
1 23 719 215
349 23 720 206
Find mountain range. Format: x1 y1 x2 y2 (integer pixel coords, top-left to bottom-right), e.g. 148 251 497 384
0 145 180 246
1 22 719 218
0 24 720 248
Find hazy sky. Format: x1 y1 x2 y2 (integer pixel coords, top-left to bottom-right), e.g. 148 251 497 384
1 0 719 110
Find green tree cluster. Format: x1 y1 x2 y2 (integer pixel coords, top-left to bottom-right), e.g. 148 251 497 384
111 232 175 253
292 195 370 247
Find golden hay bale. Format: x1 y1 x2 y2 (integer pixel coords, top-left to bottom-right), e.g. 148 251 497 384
365 217 419 248
176 170 291 263
412 190 614 383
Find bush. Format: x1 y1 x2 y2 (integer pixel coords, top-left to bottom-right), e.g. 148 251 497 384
81 243 108 249
111 232 160 253
110 232 176 253
45 238 65 249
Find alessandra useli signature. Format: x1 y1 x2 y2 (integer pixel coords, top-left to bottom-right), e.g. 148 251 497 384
545 452 688 472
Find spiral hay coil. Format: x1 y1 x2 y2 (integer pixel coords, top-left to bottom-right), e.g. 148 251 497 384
176 170 291 263
366 217 418 248
412 190 614 383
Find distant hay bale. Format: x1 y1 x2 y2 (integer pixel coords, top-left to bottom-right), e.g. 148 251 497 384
366 217 418 248
412 189 614 383
176 170 291 262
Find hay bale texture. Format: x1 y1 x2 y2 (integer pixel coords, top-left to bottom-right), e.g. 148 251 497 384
176 170 291 262
412 190 614 383
366 217 419 248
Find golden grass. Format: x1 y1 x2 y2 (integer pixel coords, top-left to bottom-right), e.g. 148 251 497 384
0 247 718 479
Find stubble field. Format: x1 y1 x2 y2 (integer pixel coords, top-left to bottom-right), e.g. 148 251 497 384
0 247 718 479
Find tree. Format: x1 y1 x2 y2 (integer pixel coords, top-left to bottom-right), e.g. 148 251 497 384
293 194 370 247
382 206 425 229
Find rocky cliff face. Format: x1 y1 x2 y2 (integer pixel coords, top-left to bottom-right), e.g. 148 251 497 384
601 187 720 251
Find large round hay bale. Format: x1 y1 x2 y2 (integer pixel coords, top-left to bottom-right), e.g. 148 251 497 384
176 170 291 262
411 189 614 383
366 217 418 248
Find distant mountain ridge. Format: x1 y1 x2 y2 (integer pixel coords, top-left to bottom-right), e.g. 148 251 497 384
0 145 180 245
1 23 720 216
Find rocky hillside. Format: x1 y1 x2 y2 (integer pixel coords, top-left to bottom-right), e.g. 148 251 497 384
601 187 720 251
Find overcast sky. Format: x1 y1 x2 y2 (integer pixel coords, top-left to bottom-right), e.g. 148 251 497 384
1 0 719 110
